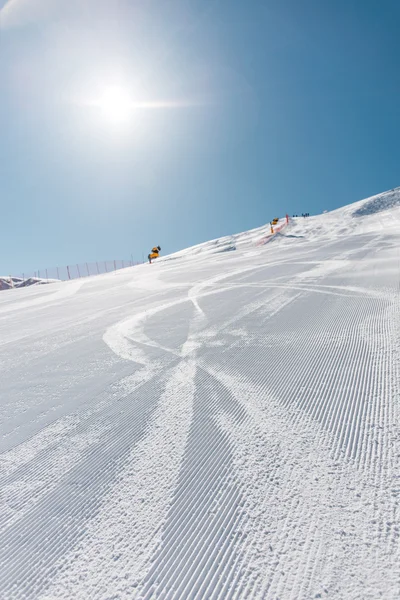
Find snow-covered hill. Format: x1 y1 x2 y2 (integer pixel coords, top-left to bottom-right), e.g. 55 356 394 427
0 276 58 291
1 188 400 599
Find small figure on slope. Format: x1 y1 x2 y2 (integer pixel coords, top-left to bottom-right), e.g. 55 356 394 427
148 246 161 264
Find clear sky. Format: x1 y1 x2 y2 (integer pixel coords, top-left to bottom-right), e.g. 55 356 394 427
1 0 399 275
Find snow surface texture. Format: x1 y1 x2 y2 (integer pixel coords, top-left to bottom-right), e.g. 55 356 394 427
1 189 400 599
352 186 400 217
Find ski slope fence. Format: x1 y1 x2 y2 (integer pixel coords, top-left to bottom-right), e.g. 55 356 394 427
17 259 142 284
8 216 290 286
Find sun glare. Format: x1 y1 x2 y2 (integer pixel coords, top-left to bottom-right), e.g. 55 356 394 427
82 82 190 131
97 86 133 124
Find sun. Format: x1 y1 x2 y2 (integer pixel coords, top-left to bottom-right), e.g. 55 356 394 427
97 86 133 124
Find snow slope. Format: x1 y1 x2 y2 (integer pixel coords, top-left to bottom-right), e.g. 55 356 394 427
1 188 400 599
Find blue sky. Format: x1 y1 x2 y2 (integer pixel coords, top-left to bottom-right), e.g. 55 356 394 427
1 0 399 275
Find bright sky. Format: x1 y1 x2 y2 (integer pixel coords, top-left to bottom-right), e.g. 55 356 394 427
1 0 399 275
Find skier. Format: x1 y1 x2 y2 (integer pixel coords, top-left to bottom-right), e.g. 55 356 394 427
148 246 161 264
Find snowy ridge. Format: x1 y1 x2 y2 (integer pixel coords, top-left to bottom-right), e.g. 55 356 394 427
0 276 59 291
0 188 400 599
352 186 400 216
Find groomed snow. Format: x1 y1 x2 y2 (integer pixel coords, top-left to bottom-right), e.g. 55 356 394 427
1 188 400 599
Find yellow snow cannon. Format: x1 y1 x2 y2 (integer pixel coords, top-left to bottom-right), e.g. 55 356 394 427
272 217 279 225
148 246 161 263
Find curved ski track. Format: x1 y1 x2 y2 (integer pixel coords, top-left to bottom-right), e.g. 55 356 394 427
1 234 399 600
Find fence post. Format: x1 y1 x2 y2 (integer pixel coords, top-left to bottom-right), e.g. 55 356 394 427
67 266 71 280
56 267 60 280
96 262 100 275
77 264 81 278
104 261 108 273
86 263 90 277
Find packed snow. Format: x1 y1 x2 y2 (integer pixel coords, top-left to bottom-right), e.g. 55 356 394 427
1 188 400 599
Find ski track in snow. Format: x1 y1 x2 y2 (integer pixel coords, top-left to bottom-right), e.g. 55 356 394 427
100 243 398 598
209 369 399 599
1 197 400 599
40 360 196 600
